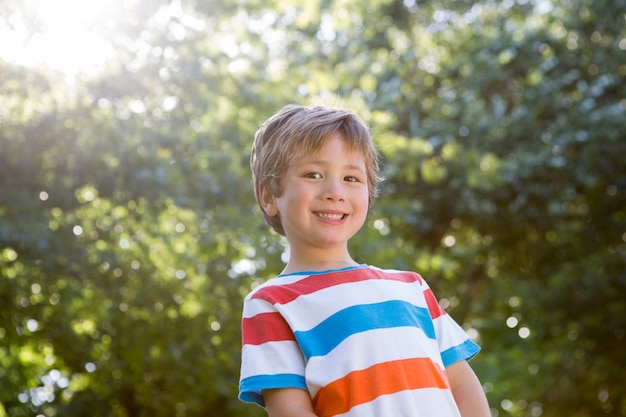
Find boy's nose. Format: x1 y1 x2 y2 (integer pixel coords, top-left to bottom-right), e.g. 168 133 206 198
322 179 345 201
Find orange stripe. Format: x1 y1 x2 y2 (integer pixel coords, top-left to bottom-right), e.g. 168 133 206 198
312 357 450 417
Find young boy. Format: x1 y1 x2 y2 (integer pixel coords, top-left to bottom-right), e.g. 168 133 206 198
239 104 490 417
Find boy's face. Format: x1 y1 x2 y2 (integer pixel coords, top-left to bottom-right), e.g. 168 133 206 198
260 133 369 255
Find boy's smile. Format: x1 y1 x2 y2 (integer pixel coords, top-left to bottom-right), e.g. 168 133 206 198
316 211 345 221
260 133 369 270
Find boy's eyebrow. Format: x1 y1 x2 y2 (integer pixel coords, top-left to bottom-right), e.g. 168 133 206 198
344 163 366 172
296 160 366 172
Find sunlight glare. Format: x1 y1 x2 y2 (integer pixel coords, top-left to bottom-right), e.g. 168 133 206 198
1 0 123 77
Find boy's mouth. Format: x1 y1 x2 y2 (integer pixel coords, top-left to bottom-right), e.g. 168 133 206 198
316 212 346 220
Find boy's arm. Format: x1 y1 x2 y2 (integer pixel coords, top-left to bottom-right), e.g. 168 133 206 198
263 388 319 417
447 360 491 417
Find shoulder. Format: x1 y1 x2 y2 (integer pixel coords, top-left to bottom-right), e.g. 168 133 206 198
243 272 312 302
366 265 427 286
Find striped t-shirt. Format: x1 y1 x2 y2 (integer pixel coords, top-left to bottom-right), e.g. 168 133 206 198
239 264 480 417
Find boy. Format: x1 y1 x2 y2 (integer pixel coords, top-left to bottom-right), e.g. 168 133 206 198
239 104 490 417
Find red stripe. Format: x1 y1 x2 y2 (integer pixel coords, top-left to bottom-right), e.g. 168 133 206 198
312 358 450 417
242 312 295 345
424 288 446 319
252 268 424 305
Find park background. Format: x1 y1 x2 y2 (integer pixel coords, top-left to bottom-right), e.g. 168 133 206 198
1 0 625 416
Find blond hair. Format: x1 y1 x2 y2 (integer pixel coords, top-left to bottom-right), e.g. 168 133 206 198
250 104 381 235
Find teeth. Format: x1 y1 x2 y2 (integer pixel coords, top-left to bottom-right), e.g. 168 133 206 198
317 212 343 220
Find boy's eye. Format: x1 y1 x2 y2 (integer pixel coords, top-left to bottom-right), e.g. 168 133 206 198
303 172 322 179
344 175 361 183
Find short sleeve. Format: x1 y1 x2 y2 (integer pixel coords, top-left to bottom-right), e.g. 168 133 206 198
238 294 308 407
422 284 480 367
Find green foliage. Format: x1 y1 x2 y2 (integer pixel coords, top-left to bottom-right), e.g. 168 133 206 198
1 0 625 416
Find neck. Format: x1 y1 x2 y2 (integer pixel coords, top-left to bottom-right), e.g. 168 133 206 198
281 246 359 275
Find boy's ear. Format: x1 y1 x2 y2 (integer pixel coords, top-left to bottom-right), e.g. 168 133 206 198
259 184 278 217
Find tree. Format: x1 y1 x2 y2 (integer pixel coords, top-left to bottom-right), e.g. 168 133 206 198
340 1 626 415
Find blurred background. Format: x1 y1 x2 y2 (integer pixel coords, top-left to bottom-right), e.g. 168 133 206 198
1 0 625 416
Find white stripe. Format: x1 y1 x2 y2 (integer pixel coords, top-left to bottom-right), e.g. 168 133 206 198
240 340 304 380
277 278 431 331
434 314 473 352
335 388 461 417
305 326 442 397
242 295 277 318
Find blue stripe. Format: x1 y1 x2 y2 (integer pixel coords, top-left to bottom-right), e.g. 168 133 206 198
239 373 307 406
441 338 481 367
294 300 436 360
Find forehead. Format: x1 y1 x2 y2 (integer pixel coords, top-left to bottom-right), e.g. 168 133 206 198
289 133 367 164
